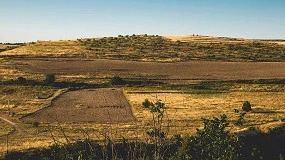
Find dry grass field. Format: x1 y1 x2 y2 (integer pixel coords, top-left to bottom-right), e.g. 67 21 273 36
0 119 14 137
1 40 85 56
127 90 285 134
0 43 25 53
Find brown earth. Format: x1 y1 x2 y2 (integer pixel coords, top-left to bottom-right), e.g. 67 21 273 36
12 58 285 81
21 88 136 123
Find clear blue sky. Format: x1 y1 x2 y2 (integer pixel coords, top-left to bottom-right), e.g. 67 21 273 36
1 0 285 42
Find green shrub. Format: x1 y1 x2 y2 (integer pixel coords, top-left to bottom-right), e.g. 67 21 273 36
44 74 56 84
32 121 40 127
142 98 152 108
17 77 26 84
184 114 241 160
242 101 252 112
110 76 124 85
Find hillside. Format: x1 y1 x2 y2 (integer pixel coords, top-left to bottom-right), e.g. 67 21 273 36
0 43 25 52
1 35 285 62
0 40 84 57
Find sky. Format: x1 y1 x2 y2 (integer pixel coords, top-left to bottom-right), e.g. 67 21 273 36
1 0 285 42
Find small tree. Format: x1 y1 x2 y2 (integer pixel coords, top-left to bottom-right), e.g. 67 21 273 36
17 77 26 84
142 99 167 159
142 98 152 108
242 101 252 112
45 74 56 84
110 76 124 85
32 121 40 127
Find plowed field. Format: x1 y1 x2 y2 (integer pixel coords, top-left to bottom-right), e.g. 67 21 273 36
22 88 136 123
12 58 285 81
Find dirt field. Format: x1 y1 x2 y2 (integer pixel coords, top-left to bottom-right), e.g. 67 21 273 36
11 58 285 81
22 88 136 123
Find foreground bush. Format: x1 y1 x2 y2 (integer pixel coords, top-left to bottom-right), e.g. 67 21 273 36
182 115 241 160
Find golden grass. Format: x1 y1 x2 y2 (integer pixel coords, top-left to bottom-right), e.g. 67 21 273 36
164 35 246 43
0 85 62 117
0 87 284 154
0 44 6 50
0 40 85 55
0 120 14 136
0 59 33 80
127 91 285 135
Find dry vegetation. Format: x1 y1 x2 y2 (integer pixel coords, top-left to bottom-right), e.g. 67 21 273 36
0 40 85 57
0 35 284 157
77 35 285 62
0 82 284 155
1 35 285 62
127 90 285 135
0 43 25 53
0 119 14 137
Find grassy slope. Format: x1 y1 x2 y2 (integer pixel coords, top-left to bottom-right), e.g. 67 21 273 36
0 43 24 53
0 40 85 57
1 35 285 62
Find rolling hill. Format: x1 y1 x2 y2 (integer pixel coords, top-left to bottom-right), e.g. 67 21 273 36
1 35 284 62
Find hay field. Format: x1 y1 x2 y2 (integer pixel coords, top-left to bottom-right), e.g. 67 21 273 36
127 91 285 135
1 40 85 56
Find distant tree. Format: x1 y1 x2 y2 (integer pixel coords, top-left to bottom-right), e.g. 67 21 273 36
110 76 124 85
242 101 252 112
44 74 56 84
142 98 152 108
17 77 26 84
32 121 40 127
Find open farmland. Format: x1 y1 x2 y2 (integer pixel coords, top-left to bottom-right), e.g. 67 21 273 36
22 88 135 123
0 35 284 158
8 58 285 82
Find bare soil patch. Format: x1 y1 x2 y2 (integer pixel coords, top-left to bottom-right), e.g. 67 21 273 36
12 58 285 81
22 88 135 123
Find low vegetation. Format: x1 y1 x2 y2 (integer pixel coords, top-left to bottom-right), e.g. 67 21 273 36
79 35 285 62
3 100 285 159
0 120 14 137
0 35 284 159
1 35 284 62
0 43 26 53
